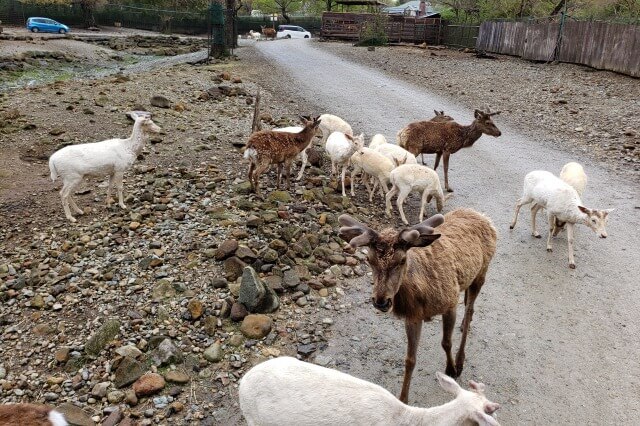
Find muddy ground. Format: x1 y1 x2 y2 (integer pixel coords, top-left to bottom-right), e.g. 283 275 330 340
0 34 639 426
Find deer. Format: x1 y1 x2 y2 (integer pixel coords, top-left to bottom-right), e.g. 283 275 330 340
398 108 502 192
261 25 276 40
339 208 497 404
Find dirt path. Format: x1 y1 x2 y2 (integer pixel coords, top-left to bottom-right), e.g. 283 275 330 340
241 39 640 425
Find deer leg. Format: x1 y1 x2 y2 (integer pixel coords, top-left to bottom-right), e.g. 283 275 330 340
399 319 422 404
419 188 430 223
443 152 453 192
60 175 82 223
340 164 347 197
567 222 576 269
433 152 442 170
385 184 398 218
397 187 411 225
546 214 555 252
68 196 84 215
106 174 115 207
530 204 542 238
510 197 533 229
456 277 483 374
276 163 282 189
114 171 126 209
284 161 292 190
350 165 359 196
253 162 270 197
248 163 255 191
378 177 388 201
442 308 457 377
295 148 308 181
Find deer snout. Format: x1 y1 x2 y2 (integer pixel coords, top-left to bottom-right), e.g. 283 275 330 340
372 297 392 312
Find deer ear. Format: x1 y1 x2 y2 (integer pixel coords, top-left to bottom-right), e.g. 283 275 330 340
434 109 439 115
603 208 614 215
469 380 486 393
470 410 500 426
577 205 591 214
474 109 483 119
436 372 461 395
484 402 500 414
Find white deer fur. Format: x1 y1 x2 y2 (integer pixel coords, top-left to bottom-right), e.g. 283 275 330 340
49 116 161 222
386 164 445 225
510 170 612 268
239 357 500 426
249 30 262 40
534 161 588 236
318 113 353 146
559 161 587 197
350 147 396 201
325 132 365 196
369 133 387 150
273 126 310 181
375 143 418 165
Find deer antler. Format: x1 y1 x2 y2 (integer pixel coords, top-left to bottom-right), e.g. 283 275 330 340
399 213 444 245
338 214 377 248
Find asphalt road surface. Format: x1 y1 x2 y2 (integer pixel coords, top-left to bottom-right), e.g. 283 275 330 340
246 39 640 425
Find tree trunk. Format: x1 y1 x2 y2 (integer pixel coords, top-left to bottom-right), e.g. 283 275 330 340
81 3 96 28
550 0 566 16
281 8 291 23
225 0 237 49
326 0 332 11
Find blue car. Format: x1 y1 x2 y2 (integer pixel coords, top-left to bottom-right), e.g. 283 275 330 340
26 17 70 34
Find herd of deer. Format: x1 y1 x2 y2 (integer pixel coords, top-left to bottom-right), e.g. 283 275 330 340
239 98 613 424
5 101 612 424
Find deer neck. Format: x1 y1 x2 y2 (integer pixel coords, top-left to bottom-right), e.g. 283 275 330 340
404 400 469 425
461 121 484 148
127 121 148 155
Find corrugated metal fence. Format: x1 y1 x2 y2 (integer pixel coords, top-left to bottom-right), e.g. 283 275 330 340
477 20 640 77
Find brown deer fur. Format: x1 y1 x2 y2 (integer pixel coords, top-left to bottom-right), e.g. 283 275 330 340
245 116 321 195
339 208 497 404
260 26 276 39
398 109 502 192
0 404 62 425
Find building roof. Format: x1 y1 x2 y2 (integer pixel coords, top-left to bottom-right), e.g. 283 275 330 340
335 0 388 6
383 0 439 16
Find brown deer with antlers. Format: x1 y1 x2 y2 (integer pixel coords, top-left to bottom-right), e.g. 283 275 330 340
338 208 497 404
397 108 502 192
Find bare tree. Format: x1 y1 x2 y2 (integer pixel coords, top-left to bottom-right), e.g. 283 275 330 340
273 0 301 23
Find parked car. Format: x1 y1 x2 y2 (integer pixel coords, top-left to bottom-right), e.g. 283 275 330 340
276 25 311 39
26 17 70 34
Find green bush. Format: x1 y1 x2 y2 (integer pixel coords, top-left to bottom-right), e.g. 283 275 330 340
357 13 388 46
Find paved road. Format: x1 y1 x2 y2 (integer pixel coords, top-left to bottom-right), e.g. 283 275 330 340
248 40 640 425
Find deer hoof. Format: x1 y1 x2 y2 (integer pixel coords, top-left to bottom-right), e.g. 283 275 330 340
569 263 576 269
547 248 553 252
533 233 541 238
446 188 454 193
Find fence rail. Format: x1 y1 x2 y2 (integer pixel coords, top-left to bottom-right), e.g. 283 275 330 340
477 20 640 77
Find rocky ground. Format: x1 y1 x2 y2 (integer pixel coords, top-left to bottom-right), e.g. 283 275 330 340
0 37 382 425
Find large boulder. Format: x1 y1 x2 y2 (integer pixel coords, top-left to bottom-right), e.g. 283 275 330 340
239 267 279 314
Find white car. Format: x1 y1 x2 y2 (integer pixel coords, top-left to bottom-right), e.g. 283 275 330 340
276 25 311 39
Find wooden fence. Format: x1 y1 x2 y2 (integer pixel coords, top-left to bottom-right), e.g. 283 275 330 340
477 20 640 77
321 12 442 45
